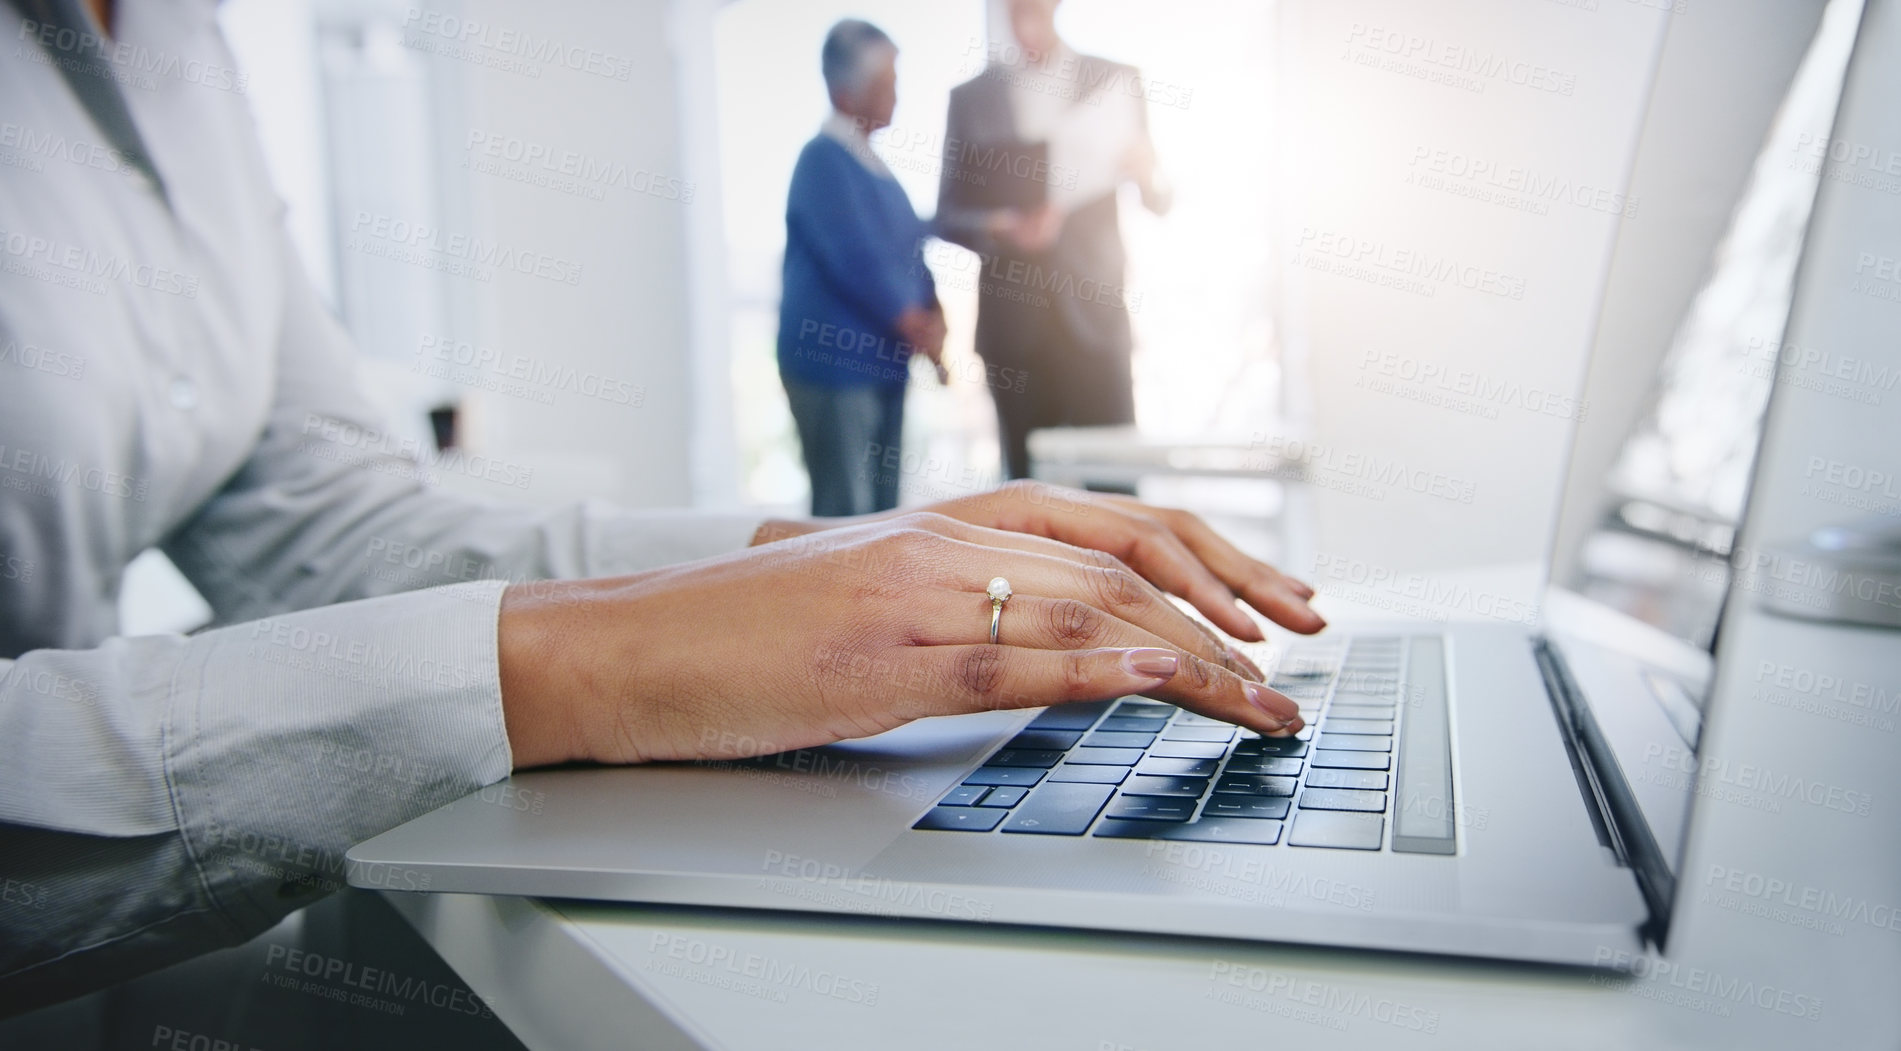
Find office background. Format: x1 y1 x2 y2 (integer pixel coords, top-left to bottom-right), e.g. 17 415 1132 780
113 0 1816 640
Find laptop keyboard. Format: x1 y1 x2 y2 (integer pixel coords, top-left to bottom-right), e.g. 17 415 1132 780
912 636 1456 853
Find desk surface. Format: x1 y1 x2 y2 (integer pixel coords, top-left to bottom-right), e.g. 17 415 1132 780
385 576 1901 1051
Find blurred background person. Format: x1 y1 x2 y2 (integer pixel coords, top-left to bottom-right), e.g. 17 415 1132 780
937 0 1170 482
777 18 947 516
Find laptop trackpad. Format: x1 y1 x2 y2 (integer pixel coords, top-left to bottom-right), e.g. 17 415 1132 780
362 710 1025 881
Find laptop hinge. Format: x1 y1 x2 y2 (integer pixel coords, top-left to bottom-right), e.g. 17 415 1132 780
1533 639 1675 946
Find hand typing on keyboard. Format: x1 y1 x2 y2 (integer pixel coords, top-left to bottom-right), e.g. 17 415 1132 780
497 494 1321 768
752 481 1326 643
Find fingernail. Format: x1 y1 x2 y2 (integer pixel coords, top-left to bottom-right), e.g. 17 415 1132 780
1244 681 1295 727
1121 648 1179 679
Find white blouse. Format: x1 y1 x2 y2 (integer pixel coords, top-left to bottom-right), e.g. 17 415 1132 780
0 0 758 1006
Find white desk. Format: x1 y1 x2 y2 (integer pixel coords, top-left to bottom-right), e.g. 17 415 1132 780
383 579 1901 1051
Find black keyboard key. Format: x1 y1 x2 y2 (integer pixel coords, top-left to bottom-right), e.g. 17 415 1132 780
1148 741 1229 759
1093 817 1283 845
977 786 1028 808
1305 769 1389 790
940 785 987 807
914 807 1006 832
1134 757 1218 778
1222 755 1302 776
1213 774 1297 797
1317 734 1392 753
1233 737 1308 758
1047 764 1130 784
1098 716 1169 733
1025 701 1114 732
1311 750 1391 770
963 766 1047 787
1000 782 1115 835
1082 731 1158 749
1204 796 1292 820
1322 718 1395 736
1121 775 1211 798
1287 811 1384 850
988 749 1067 768
1161 726 1236 743
1105 796 1196 821
1090 819 1173 840
1007 729 1084 751
1067 747 1145 766
1299 788 1388 812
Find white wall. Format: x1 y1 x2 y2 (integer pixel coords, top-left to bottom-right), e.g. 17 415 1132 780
429 0 701 509
1273 0 1674 582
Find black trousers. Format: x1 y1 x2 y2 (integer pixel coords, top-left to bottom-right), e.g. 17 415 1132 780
980 317 1135 481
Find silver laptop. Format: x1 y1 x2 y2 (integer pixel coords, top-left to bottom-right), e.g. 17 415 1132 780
350 0 1858 969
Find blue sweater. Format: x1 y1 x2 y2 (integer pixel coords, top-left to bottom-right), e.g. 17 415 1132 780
777 136 936 388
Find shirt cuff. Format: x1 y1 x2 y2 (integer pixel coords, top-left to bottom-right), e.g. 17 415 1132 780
581 506 767 577
167 580 514 933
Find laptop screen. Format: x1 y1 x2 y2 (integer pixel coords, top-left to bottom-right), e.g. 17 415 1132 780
1547 0 1856 665
1535 0 1861 928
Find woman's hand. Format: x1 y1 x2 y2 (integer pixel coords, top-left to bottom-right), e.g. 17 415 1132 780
500 513 1303 768
754 480 1324 645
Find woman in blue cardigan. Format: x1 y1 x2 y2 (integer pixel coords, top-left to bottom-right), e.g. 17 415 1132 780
777 20 948 516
